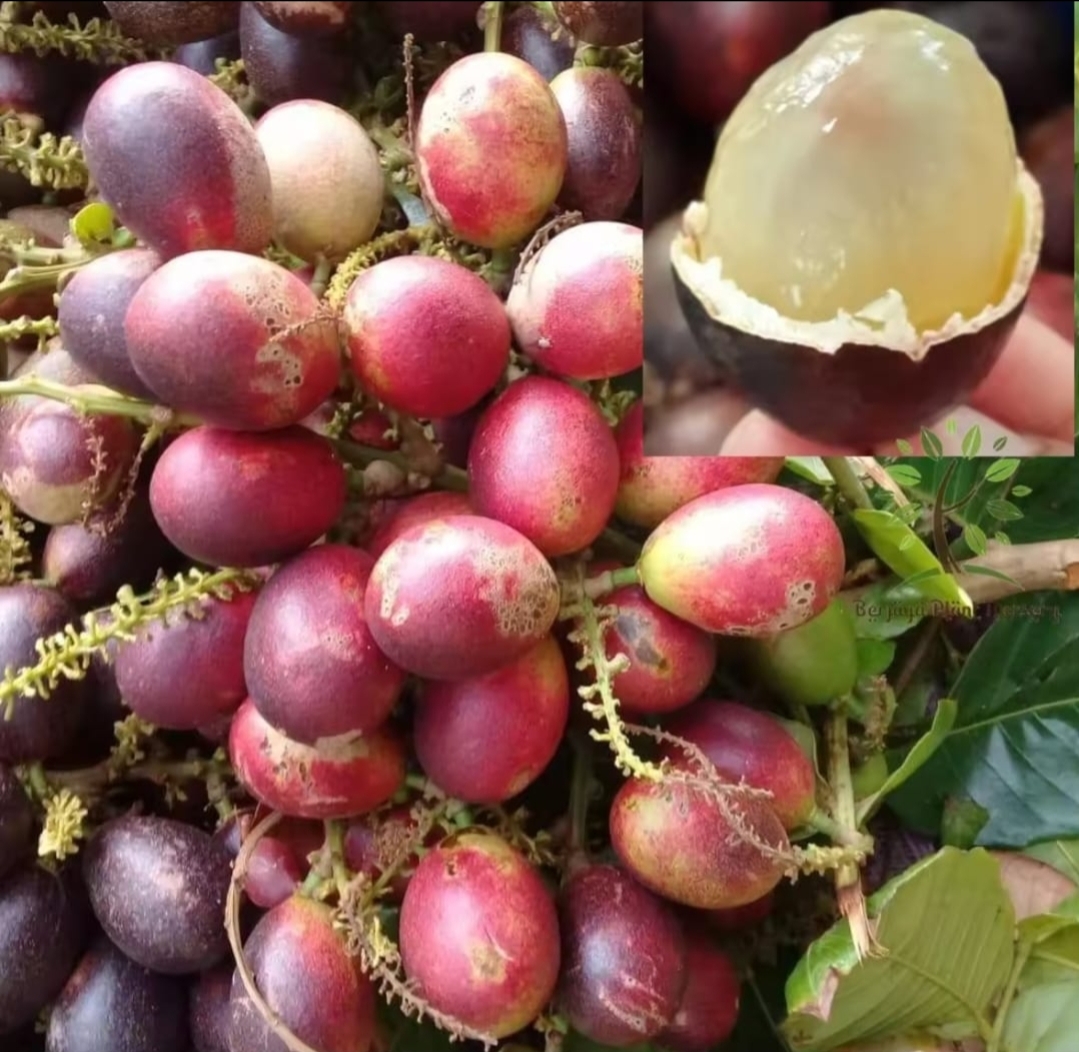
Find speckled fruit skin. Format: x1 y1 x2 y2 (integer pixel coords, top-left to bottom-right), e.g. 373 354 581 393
609 767 790 909
378 0 482 41
367 490 473 559
0 584 88 764
148 426 346 568
415 52 568 249
81 62 272 258
399 833 561 1038
557 863 686 1046
0 347 139 526
507 221 642 379
0 864 89 1036
638 483 846 637
343 255 509 418
188 964 231 1052
414 633 570 803
47 936 189 1052
656 931 740 1052
674 274 1026 448
553 0 642 45
229 895 377 1052
615 401 784 529
104 1 239 45
662 700 816 831
125 250 340 430
252 0 353 35
82 815 232 975
244 545 407 743
597 566 717 716
56 247 160 399
229 698 406 819
468 376 620 557
365 515 561 681
0 766 33 882
114 587 258 731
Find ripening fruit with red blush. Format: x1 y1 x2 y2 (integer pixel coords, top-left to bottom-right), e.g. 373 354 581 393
656 931 741 1052
414 633 570 803
507 221 642 379
615 401 785 529
344 805 436 903
244 545 407 744
229 698 406 819
367 490 473 559
415 52 568 249
399 832 561 1038
365 515 561 681
343 254 510 419
81 61 272 258
125 250 340 430
468 376 620 556
638 484 846 636
148 426 346 568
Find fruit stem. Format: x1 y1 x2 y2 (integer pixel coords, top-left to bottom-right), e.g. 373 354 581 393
565 729 594 864
0 377 197 428
822 457 874 511
0 314 59 342
482 0 504 51
804 806 873 852
332 437 469 493
986 939 1033 1052
580 565 639 600
308 255 332 300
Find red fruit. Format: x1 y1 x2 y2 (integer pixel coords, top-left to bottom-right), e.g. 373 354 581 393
399 833 561 1038
229 895 377 1052
125 250 340 430
114 585 258 731
638 484 846 636
706 890 775 932
657 931 741 1052
343 254 509 418
244 545 407 743
609 765 790 909
343 805 433 902
507 221 642 379
148 426 346 568
662 700 817 831
378 1 481 41
364 515 561 680
229 699 406 819
244 836 304 909
468 376 620 556
416 52 568 249
367 490 473 559
615 401 785 529
414 634 570 803
558 862 686 1045
81 62 272 257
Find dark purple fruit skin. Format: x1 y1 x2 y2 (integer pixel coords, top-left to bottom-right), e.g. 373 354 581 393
57 248 161 399
673 271 1025 448
558 863 687 1046
0 584 88 765
82 815 233 975
239 2 350 107
42 485 176 607
502 6 575 81
173 32 242 77
0 53 75 127
252 0 353 35
0 766 34 883
104 1 241 45
378 1 481 41
81 62 273 259
552 66 641 221
189 964 233 1052
553 0 642 45
46 936 190 1052
0 864 90 1036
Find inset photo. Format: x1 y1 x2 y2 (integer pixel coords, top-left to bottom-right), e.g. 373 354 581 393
645 1 1075 457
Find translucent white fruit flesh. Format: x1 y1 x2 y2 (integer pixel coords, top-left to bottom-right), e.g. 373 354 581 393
697 9 1021 333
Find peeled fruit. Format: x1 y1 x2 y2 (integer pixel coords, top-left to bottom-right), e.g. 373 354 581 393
662 700 817 831
745 597 860 707
615 401 783 529
638 484 846 637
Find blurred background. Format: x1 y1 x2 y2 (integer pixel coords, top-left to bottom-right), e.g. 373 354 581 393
644 0 1075 454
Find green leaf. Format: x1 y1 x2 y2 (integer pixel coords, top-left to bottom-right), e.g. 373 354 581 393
1025 841 1079 884
993 435 1008 451
963 522 988 556
1011 485 1032 497
856 639 896 678
986 458 1021 483
1018 896 1079 989
782 848 1013 1050
842 582 927 641
920 428 944 459
993 532 1012 546
1003 460 1079 543
887 593 1079 847
961 425 982 458
784 457 833 485
986 498 1024 522
70 201 115 244
851 509 972 615
858 700 957 824
886 465 922 488
962 564 1021 586
895 438 914 455
1000 980 1079 1052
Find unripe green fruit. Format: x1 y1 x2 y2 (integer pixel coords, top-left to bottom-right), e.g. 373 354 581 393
851 753 890 800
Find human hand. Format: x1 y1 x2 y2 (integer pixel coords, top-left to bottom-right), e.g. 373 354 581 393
717 312 1075 457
